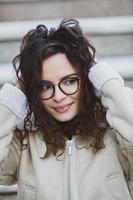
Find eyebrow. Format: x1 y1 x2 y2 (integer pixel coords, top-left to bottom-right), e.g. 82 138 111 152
61 73 79 80
41 73 79 84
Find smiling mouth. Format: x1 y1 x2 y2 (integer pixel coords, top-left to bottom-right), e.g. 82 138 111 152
53 103 73 113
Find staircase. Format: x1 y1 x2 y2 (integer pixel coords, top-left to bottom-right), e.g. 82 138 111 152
0 0 133 86
0 16 133 85
0 0 133 199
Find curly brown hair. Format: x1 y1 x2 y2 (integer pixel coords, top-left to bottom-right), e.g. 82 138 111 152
13 19 108 158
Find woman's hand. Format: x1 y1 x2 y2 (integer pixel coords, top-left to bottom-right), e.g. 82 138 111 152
88 62 124 92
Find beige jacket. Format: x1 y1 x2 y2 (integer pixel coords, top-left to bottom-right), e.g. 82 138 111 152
0 63 133 200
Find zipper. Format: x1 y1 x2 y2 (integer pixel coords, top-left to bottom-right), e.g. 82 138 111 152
67 139 73 156
66 139 73 200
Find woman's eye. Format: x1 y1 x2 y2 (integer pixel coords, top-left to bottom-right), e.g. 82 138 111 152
42 84 51 91
64 78 77 85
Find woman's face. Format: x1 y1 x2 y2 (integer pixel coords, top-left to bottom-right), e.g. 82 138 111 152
41 53 80 122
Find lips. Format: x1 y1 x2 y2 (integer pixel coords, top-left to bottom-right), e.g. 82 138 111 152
53 103 73 113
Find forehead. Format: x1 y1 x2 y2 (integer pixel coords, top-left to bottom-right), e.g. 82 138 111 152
41 53 77 81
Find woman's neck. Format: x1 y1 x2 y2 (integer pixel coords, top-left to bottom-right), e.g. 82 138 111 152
53 116 79 140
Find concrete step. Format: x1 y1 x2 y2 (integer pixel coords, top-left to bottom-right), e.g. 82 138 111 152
0 185 17 200
0 16 133 63
0 0 133 21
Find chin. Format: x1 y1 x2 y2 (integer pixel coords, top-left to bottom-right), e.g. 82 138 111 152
53 113 77 122
54 116 74 122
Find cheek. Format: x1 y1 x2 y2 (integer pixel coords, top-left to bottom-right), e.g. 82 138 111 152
73 89 80 101
73 90 81 111
70 91 80 112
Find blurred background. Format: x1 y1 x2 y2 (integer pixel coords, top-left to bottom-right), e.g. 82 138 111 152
0 0 133 199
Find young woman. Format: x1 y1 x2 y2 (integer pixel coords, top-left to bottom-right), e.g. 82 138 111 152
0 19 133 200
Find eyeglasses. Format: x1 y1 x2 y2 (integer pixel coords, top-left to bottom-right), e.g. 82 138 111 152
40 75 80 100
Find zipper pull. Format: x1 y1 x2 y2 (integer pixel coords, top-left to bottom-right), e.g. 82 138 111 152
67 139 73 156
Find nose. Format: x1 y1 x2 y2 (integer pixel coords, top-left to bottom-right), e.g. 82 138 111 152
53 85 66 102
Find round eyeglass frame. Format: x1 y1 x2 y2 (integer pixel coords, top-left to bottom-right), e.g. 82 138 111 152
40 76 81 100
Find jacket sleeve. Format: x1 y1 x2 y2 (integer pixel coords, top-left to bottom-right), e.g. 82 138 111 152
89 62 133 142
0 83 26 185
89 62 133 181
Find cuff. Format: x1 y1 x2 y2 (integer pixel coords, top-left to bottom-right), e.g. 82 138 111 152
0 83 27 119
88 62 124 91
